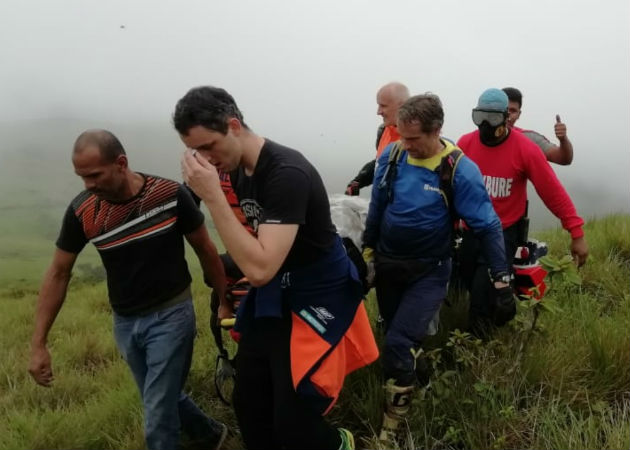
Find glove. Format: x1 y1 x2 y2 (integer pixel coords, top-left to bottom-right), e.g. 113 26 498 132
345 181 360 196
362 247 375 288
220 317 236 329
493 285 516 326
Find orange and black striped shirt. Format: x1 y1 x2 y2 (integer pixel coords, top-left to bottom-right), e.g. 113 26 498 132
57 174 204 315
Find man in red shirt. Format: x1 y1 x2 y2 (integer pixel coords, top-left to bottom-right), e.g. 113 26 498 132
457 88 588 335
345 82 409 195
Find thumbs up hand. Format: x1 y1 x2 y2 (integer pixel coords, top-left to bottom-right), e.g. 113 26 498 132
554 114 567 141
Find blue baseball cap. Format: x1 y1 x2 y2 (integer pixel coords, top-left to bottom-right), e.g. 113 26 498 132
476 88 508 112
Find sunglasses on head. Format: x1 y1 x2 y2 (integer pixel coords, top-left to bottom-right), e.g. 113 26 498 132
472 109 506 127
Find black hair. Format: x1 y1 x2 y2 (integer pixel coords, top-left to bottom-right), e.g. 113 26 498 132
502 87 523 108
173 86 248 135
73 129 125 162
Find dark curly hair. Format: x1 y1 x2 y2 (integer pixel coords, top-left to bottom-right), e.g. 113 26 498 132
173 86 249 135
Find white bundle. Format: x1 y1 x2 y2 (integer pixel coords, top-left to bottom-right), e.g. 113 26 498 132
329 194 441 335
328 194 370 249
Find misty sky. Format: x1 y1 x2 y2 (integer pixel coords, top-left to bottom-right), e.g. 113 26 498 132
1 0 629 225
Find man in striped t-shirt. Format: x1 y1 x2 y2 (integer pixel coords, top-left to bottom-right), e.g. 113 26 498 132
28 129 229 450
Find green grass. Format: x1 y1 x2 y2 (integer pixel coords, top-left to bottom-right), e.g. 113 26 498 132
1 214 628 449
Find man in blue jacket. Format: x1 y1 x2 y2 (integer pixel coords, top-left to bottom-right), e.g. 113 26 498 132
362 93 511 444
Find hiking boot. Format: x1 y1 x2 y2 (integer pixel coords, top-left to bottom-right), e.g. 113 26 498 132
378 412 401 447
338 427 355 450
378 383 414 445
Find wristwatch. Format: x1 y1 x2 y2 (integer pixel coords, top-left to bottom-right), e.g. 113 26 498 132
491 271 511 285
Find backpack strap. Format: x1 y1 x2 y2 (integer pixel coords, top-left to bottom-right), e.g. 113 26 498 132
378 144 463 211
375 123 386 150
377 142 404 203
436 149 463 220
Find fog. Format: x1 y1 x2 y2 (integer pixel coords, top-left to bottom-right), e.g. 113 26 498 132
1 0 629 230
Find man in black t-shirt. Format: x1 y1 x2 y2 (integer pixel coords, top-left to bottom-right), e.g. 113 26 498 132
174 86 378 450
28 129 228 450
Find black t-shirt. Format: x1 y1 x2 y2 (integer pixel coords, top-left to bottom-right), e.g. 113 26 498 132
56 174 204 315
230 139 337 270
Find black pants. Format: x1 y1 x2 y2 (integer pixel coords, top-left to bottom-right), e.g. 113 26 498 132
459 224 519 321
374 255 450 385
232 315 340 450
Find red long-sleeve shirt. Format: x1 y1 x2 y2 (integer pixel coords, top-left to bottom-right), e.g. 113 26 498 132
457 129 584 238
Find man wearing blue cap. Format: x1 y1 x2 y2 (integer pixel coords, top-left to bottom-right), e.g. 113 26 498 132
457 88 588 335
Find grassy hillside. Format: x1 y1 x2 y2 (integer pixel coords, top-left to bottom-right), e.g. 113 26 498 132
1 215 628 450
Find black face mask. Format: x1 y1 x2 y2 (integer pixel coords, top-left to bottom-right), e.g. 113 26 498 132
479 122 508 146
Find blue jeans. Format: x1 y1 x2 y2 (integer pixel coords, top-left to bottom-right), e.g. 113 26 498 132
113 298 224 450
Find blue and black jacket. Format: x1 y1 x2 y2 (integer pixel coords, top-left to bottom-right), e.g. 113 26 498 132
363 139 507 277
